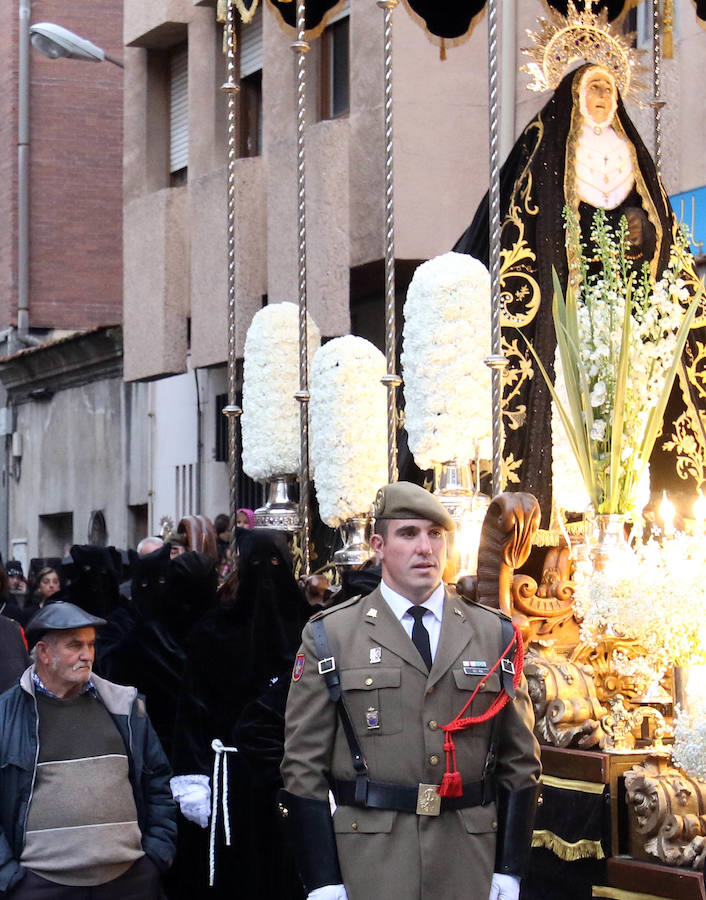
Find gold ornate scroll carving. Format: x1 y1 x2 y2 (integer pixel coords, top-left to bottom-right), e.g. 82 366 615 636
625 756 706 870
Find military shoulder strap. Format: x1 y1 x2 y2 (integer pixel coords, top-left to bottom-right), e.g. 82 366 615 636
481 616 520 801
310 617 370 796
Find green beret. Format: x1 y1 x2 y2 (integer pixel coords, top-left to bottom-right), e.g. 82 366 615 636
372 481 455 531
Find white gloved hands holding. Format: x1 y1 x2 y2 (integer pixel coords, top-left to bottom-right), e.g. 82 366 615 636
170 774 211 829
488 873 520 900
307 885 349 900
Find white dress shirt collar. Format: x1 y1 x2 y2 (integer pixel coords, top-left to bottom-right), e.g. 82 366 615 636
379 580 445 624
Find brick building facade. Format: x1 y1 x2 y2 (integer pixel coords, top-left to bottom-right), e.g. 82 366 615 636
0 0 123 334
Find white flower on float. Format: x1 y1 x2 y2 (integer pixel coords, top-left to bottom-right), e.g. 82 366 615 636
241 302 321 482
309 335 388 527
573 532 706 678
672 688 706 779
402 252 492 470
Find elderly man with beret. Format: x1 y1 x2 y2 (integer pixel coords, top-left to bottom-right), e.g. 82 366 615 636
0 602 177 899
280 482 541 900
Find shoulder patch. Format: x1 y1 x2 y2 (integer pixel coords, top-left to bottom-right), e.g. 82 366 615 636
292 653 305 681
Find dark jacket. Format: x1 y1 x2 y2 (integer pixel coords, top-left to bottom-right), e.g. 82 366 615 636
0 667 177 894
0 618 29 695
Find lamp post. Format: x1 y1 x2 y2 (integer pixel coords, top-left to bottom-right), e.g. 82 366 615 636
29 22 124 68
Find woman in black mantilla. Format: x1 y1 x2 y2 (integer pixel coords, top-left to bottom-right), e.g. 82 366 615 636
454 62 706 526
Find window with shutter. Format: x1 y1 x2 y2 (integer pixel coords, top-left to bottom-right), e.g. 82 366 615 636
170 44 188 183
238 7 263 158
320 1 349 121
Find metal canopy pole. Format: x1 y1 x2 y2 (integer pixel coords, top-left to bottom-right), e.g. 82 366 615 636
292 0 312 574
378 0 401 485
650 0 665 176
221 2 243 553
485 0 506 497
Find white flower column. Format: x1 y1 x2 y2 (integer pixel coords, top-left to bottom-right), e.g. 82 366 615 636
310 336 388 528
402 252 492 470
241 302 321 481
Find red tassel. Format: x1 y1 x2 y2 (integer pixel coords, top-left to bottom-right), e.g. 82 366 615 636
438 771 463 798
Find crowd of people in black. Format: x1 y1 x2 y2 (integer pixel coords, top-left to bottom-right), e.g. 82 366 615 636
0 515 329 900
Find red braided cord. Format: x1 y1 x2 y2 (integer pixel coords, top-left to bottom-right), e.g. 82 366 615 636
442 621 524 735
437 622 524 798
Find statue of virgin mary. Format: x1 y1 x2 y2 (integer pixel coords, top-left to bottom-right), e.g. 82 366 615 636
455 60 706 527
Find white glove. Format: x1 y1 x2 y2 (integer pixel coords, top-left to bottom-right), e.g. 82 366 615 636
170 774 211 828
307 886 349 900
488 873 520 900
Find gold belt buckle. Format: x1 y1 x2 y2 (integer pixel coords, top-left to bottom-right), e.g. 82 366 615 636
416 783 441 816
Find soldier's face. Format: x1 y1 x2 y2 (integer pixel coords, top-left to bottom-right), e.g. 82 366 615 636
371 519 446 604
35 627 96 699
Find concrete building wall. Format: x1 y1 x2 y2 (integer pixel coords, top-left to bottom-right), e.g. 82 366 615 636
123 187 189 379
8 375 147 558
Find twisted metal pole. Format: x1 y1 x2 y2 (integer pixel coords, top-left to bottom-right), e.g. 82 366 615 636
650 0 664 175
484 0 506 496
221 2 242 557
292 0 312 574
378 0 401 484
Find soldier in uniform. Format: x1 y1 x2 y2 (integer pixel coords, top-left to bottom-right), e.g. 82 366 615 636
280 481 541 900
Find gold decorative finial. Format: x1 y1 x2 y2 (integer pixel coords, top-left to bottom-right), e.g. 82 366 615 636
521 1 648 101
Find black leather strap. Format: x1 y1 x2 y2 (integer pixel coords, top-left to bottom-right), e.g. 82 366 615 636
499 616 517 699
333 778 494 813
481 616 518 803
310 617 369 793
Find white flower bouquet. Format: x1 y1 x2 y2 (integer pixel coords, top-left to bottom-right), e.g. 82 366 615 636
309 335 388 527
241 302 320 481
573 532 706 682
672 694 706 779
402 252 492 470
529 209 702 515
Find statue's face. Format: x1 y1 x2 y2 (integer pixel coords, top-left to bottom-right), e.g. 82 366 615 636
583 72 616 125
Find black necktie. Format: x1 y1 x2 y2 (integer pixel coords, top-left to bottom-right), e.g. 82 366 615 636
407 606 432 671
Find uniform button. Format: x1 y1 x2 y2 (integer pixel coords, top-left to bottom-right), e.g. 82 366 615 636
429 754 440 766
351 822 358 831
428 720 438 731
365 677 373 686
492 821 498 830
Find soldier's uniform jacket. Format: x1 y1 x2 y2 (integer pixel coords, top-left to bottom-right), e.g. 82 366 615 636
281 586 541 900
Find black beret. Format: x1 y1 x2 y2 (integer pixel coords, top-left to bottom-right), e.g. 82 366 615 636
25 601 107 644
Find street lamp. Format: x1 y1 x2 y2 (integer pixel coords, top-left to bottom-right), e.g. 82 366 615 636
29 22 124 68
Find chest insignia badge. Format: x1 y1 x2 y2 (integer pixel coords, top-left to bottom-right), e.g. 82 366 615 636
369 647 382 664
366 707 380 729
463 659 489 675
366 607 378 618
453 607 464 618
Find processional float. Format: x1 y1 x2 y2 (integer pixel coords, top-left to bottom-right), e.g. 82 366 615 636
219 1 706 895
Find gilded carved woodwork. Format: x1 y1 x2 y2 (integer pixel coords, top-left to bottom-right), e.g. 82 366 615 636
525 656 608 749
625 756 706 870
